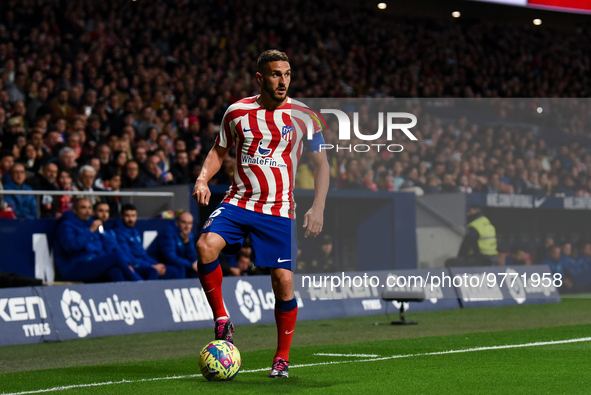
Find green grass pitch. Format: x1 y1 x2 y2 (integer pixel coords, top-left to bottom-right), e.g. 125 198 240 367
1 297 590 394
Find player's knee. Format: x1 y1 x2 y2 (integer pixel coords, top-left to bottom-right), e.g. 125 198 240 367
272 272 292 290
196 235 218 261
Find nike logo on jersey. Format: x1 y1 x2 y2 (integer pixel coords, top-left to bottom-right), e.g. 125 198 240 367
205 288 215 294
277 258 291 263
243 128 259 133
285 329 294 335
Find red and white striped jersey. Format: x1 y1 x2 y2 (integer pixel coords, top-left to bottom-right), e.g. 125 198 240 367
216 96 323 219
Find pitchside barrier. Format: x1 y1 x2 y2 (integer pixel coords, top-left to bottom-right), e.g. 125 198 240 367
0 265 559 347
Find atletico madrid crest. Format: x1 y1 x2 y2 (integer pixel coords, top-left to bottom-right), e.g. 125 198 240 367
281 126 294 142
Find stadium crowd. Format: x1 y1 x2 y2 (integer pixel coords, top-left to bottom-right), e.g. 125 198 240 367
0 0 590 279
0 0 590 218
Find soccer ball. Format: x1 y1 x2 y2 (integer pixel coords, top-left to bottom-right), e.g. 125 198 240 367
198 340 241 381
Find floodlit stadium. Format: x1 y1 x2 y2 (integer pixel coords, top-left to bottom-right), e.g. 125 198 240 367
1 0 591 393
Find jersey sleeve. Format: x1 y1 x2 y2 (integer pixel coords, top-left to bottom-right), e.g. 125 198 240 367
302 111 326 153
215 107 235 149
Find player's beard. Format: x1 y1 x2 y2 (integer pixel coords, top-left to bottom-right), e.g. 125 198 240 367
263 80 287 103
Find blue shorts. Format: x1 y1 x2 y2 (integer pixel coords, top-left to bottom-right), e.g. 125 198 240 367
201 203 297 271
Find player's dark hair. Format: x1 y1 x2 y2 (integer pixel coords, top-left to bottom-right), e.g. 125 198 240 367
257 50 289 73
121 203 137 215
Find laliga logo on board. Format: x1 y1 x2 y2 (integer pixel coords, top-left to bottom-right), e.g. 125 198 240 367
61 289 92 338
505 268 526 304
235 280 276 323
60 289 145 338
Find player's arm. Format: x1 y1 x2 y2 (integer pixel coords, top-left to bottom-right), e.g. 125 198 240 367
192 144 232 206
303 150 330 238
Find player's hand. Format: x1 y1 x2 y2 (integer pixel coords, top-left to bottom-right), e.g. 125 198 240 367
303 207 323 238
129 265 136 273
153 263 166 276
89 219 102 232
192 178 211 206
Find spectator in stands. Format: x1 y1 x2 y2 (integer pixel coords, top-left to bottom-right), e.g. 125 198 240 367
145 154 174 186
340 159 362 189
441 173 460 193
49 89 76 121
28 130 45 157
93 202 158 281
41 131 61 163
134 107 158 139
424 175 442 194
486 174 500 194
171 151 192 185
147 211 198 279
555 176 576 197
27 163 59 218
0 151 14 176
19 143 41 175
27 86 49 125
513 169 531 195
360 169 378 192
98 170 122 217
57 147 77 178
122 160 150 188
96 144 112 172
115 203 177 280
133 146 148 169
56 169 74 216
0 174 16 219
5 72 26 104
74 165 101 206
54 198 141 283
65 132 83 162
399 167 424 194
457 174 472 193
108 151 128 177
1 116 25 152
2 163 36 219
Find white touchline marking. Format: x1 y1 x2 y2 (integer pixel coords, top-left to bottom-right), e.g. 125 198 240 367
314 353 380 357
3 336 591 395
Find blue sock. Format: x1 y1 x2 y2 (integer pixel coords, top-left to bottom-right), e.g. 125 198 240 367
275 297 297 312
197 258 220 275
